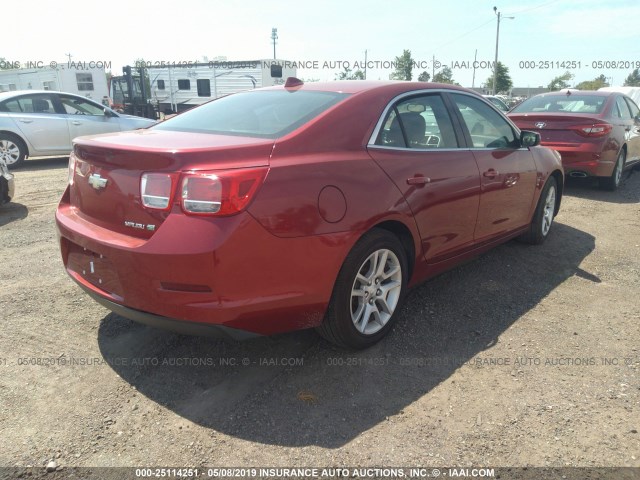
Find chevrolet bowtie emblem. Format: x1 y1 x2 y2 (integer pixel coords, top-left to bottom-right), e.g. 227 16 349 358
88 173 108 190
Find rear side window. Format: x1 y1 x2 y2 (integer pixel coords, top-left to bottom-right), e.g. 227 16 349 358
375 94 458 148
511 95 606 114
451 93 518 149
0 95 56 114
153 90 349 138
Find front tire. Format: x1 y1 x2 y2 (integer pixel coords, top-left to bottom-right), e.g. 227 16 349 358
519 176 558 245
600 149 625 191
0 133 27 169
317 229 408 349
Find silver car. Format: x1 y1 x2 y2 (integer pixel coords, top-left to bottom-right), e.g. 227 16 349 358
0 90 156 168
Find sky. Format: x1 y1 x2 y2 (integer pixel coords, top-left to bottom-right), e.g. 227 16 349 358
3 0 640 90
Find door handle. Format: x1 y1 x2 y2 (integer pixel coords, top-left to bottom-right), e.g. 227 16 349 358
72 121 82 125
483 169 499 178
406 175 431 186
18 119 33 124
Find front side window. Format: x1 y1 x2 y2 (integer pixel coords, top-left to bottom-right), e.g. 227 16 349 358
375 94 458 149
0 94 56 114
59 95 105 116
153 90 348 138
76 73 94 91
451 93 518 148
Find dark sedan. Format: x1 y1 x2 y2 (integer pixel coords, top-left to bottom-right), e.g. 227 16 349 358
56 79 563 348
509 90 640 190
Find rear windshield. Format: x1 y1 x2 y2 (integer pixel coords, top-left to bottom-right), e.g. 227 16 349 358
152 90 349 138
511 95 606 114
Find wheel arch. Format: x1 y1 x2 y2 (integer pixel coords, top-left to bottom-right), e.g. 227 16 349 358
369 219 417 279
0 130 30 157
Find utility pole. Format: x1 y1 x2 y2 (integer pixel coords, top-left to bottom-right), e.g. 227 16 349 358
364 50 368 80
271 28 278 60
472 49 477 89
492 7 514 95
65 53 73 64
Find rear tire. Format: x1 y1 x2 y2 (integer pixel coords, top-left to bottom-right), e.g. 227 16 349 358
600 149 625 191
0 133 27 169
317 229 408 349
518 176 558 245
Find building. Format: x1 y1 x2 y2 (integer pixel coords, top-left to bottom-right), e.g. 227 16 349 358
0 63 109 101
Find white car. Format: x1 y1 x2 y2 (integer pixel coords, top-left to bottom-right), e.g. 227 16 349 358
0 90 156 168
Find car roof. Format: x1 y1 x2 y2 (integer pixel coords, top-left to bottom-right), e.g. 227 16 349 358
0 90 91 101
260 80 474 96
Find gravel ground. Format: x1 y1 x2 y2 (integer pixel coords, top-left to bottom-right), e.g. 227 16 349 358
0 157 639 475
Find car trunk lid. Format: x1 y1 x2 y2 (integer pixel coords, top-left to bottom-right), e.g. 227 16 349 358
70 129 274 239
508 113 606 145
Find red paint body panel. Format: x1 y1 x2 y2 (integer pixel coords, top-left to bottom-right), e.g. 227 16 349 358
509 91 640 176
56 81 564 337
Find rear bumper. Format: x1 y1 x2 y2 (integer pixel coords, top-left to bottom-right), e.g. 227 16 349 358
82 286 260 340
56 190 351 336
541 142 615 177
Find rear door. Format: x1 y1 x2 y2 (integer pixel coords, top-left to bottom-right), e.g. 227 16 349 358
1 93 70 153
367 92 481 263
448 93 537 243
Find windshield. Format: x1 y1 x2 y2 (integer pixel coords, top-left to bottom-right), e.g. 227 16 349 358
152 90 349 138
511 94 607 114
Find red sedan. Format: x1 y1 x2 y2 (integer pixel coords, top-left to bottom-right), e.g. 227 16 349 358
509 90 640 190
56 79 563 349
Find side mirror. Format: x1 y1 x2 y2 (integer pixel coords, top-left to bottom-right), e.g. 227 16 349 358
104 108 116 117
520 130 540 148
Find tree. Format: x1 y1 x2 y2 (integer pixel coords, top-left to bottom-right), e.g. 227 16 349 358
433 66 457 85
335 67 365 80
418 71 431 82
624 68 640 87
575 74 609 91
547 71 574 91
484 62 513 94
390 50 414 81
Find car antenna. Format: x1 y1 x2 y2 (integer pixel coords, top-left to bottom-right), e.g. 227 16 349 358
285 77 304 88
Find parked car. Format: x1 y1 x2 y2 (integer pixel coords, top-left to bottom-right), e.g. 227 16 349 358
509 90 640 190
56 79 563 349
483 95 510 112
0 158 14 204
0 90 156 168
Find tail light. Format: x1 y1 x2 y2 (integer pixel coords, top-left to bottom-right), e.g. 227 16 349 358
181 167 268 216
573 123 612 137
141 173 175 210
68 153 76 185
139 167 268 216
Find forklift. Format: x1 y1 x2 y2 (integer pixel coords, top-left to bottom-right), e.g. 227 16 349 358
109 66 158 120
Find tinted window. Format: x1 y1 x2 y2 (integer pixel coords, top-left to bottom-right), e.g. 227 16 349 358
153 90 348 138
375 94 458 148
615 96 632 119
59 95 104 116
452 93 518 148
0 95 56 114
511 94 606 114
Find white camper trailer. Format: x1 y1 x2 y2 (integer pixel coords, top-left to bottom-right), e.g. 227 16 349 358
0 63 109 102
146 60 297 113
